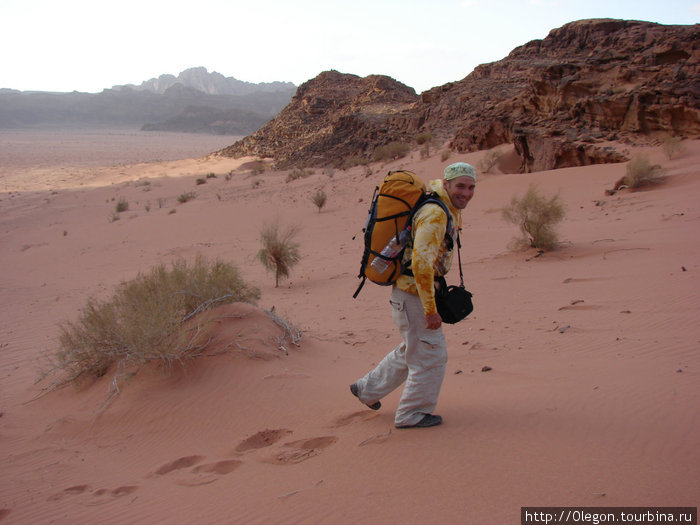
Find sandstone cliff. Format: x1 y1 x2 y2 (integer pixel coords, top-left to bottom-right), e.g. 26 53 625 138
219 19 700 172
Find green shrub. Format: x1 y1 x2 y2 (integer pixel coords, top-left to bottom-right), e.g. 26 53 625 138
624 155 665 189
206 172 217 179
502 184 565 251
258 220 301 287
311 189 327 212
54 255 260 384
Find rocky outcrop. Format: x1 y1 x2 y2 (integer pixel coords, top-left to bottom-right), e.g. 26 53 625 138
218 70 419 166
219 19 699 172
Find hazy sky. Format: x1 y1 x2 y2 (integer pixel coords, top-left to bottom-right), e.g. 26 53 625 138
1 0 698 94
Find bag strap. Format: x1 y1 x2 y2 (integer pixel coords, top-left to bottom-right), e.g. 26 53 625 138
455 230 464 288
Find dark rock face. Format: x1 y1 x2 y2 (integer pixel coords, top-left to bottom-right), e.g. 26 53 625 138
218 70 419 167
219 19 700 172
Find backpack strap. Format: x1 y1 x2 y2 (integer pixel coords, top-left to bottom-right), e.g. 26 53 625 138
402 196 454 276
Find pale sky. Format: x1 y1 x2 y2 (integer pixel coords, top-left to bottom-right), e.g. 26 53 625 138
1 0 698 94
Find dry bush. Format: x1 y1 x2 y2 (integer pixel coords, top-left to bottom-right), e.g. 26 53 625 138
178 191 196 203
502 184 565 251
479 149 503 173
54 255 260 385
115 197 129 213
415 132 432 145
258 219 301 287
373 142 410 162
311 189 327 212
441 150 451 162
624 155 665 189
662 136 684 160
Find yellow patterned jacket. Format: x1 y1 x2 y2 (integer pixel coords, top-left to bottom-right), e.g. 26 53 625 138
396 179 461 316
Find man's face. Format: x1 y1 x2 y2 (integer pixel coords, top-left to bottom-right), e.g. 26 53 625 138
444 177 476 209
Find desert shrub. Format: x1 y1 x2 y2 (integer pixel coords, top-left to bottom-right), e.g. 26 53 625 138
373 142 410 162
415 132 433 145
286 168 314 183
441 150 451 162
115 197 129 213
624 155 665 189
311 189 327 212
258 220 301 287
195 178 207 185
662 136 684 160
479 149 503 173
502 184 565 251
54 255 260 384
206 172 217 179
339 155 367 170
178 191 197 203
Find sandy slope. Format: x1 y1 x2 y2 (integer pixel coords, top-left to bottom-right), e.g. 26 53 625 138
0 133 698 524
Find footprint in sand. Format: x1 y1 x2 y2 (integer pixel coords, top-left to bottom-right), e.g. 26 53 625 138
234 428 293 453
152 455 243 487
268 436 339 465
333 410 380 428
48 484 139 503
153 455 205 476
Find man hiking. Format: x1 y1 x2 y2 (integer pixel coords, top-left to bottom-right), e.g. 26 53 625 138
350 162 477 428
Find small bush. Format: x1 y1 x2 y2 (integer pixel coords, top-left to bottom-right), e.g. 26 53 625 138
415 132 433 145
115 197 129 213
373 142 410 162
286 168 314 183
178 192 197 203
662 136 684 160
195 178 207 185
502 184 565 251
258 220 301 287
54 255 260 384
311 189 327 212
441 150 452 162
206 172 217 179
479 149 503 173
624 155 665 189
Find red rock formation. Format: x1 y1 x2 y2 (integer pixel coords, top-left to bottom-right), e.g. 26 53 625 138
218 19 699 172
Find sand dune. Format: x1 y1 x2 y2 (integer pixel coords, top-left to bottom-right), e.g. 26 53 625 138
0 132 697 524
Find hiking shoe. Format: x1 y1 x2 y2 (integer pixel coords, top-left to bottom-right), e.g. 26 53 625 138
396 414 442 429
350 383 381 410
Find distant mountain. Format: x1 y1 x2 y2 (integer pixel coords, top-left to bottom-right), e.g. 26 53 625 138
117 66 296 96
0 68 297 135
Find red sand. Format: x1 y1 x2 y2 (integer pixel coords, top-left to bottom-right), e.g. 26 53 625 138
0 132 698 524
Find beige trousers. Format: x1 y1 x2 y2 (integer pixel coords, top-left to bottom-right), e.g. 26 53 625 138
355 287 447 427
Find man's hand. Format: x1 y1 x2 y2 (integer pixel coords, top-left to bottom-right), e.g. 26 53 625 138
425 313 442 330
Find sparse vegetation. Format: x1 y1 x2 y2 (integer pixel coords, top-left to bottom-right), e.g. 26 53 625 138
623 155 665 189
662 136 684 160
52 255 260 385
196 178 207 185
115 197 129 213
373 142 410 162
311 189 327 212
286 168 314 182
479 149 503 173
178 191 197 203
415 132 433 145
502 184 565 251
441 150 451 162
206 172 217 179
257 220 301 287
